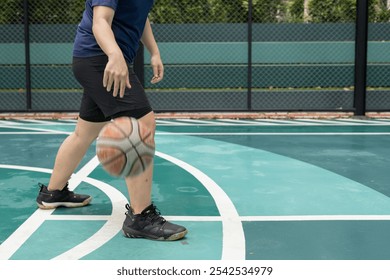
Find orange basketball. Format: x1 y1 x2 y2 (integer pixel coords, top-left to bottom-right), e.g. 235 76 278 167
96 117 155 177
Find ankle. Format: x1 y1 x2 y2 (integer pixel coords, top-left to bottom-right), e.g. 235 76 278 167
130 203 152 215
47 182 69 192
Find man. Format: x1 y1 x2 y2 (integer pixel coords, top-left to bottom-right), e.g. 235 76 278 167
36 0 187 241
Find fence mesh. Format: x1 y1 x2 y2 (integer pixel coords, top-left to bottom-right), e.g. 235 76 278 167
0 0 389 113
0 0 25 111
367 0 390 111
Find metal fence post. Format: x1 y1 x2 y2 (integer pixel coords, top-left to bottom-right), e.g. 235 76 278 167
247 0 253 111
354 0 369 116
23 0 32 110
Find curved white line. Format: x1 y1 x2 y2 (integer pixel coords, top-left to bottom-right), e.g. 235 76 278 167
52 177 128 260
0 165 57 260
156 151 246 260
0 164 128 260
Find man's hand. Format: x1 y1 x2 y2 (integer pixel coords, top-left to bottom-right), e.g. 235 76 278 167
150 54 164 84
103 54 131 98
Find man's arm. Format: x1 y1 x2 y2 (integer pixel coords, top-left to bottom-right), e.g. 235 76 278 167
141 18 164 84
92 6 131 98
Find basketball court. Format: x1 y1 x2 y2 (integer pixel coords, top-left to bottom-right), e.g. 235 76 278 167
1 117 390 261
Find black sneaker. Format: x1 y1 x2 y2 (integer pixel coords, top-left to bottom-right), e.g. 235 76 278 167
36 182 92 209
122 203 188 241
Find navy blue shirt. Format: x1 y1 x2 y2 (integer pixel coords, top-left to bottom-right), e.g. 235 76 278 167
73 0 154 63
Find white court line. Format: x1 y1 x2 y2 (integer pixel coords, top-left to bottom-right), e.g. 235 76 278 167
21 214 390 222
167 215 390 222
0 162 128 260
175 119 233 125
0 120 23 126
53 175 128 260
330 118 390 125
0 157 101 260
283 119 349 125
21 119 64 125
156 132 390 136
219 119 324 126
240 215 390 221
156 118 390 127
3 207 390 225
0 124 100 260
60 119 78 123
294 119 367 126
215 119 268 125
156 119 188 126
254 119 308 125
0 125 67 134
0 132 61 135
292 119 390 126
157 151 246 260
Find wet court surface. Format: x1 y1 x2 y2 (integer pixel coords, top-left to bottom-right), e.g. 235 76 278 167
1 118 390 260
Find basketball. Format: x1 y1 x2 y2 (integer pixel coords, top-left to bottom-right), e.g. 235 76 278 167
96 117 155 178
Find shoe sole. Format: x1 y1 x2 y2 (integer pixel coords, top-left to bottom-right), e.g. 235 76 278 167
37 197 92 209
122 229 188 241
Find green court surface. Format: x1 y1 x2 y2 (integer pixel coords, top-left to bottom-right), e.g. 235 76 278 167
1 118 390 260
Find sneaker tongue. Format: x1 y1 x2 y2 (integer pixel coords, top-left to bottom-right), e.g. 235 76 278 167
141 204 155 215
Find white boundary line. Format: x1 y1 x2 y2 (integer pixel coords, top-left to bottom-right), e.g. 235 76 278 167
327 118 390 125
165 215 390 222
156 119 188 126
3 128 390 136
0 120 23 126
53 175 128 260
0 132 61 135
0 125 67 134
156 151 246 260
0 157 103 260
175 119 233 125
3 119 390 128
20 119 64 125
156 132 390 136
240 215 390 221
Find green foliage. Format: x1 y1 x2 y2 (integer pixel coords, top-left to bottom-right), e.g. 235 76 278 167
309 0 357 22
288 0 305 22
0 0 84 24
149 0 246 23
309 0 387 23
251 0 286 23
28 0 85 24
0 0 24 24
371 0 390 22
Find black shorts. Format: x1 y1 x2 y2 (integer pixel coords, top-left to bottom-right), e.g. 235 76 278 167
72 55 152 122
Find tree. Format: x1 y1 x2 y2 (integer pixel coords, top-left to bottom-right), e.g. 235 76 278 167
304 0 310 22
251 0 286 23
0 0 23 24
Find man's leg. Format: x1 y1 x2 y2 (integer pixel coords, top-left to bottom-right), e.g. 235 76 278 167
121 112 188 240
36 117 108 209
124 111 155 214
48 118 108 191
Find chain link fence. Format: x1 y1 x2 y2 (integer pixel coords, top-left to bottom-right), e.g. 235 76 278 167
367 0 390 111
0 0 389 113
